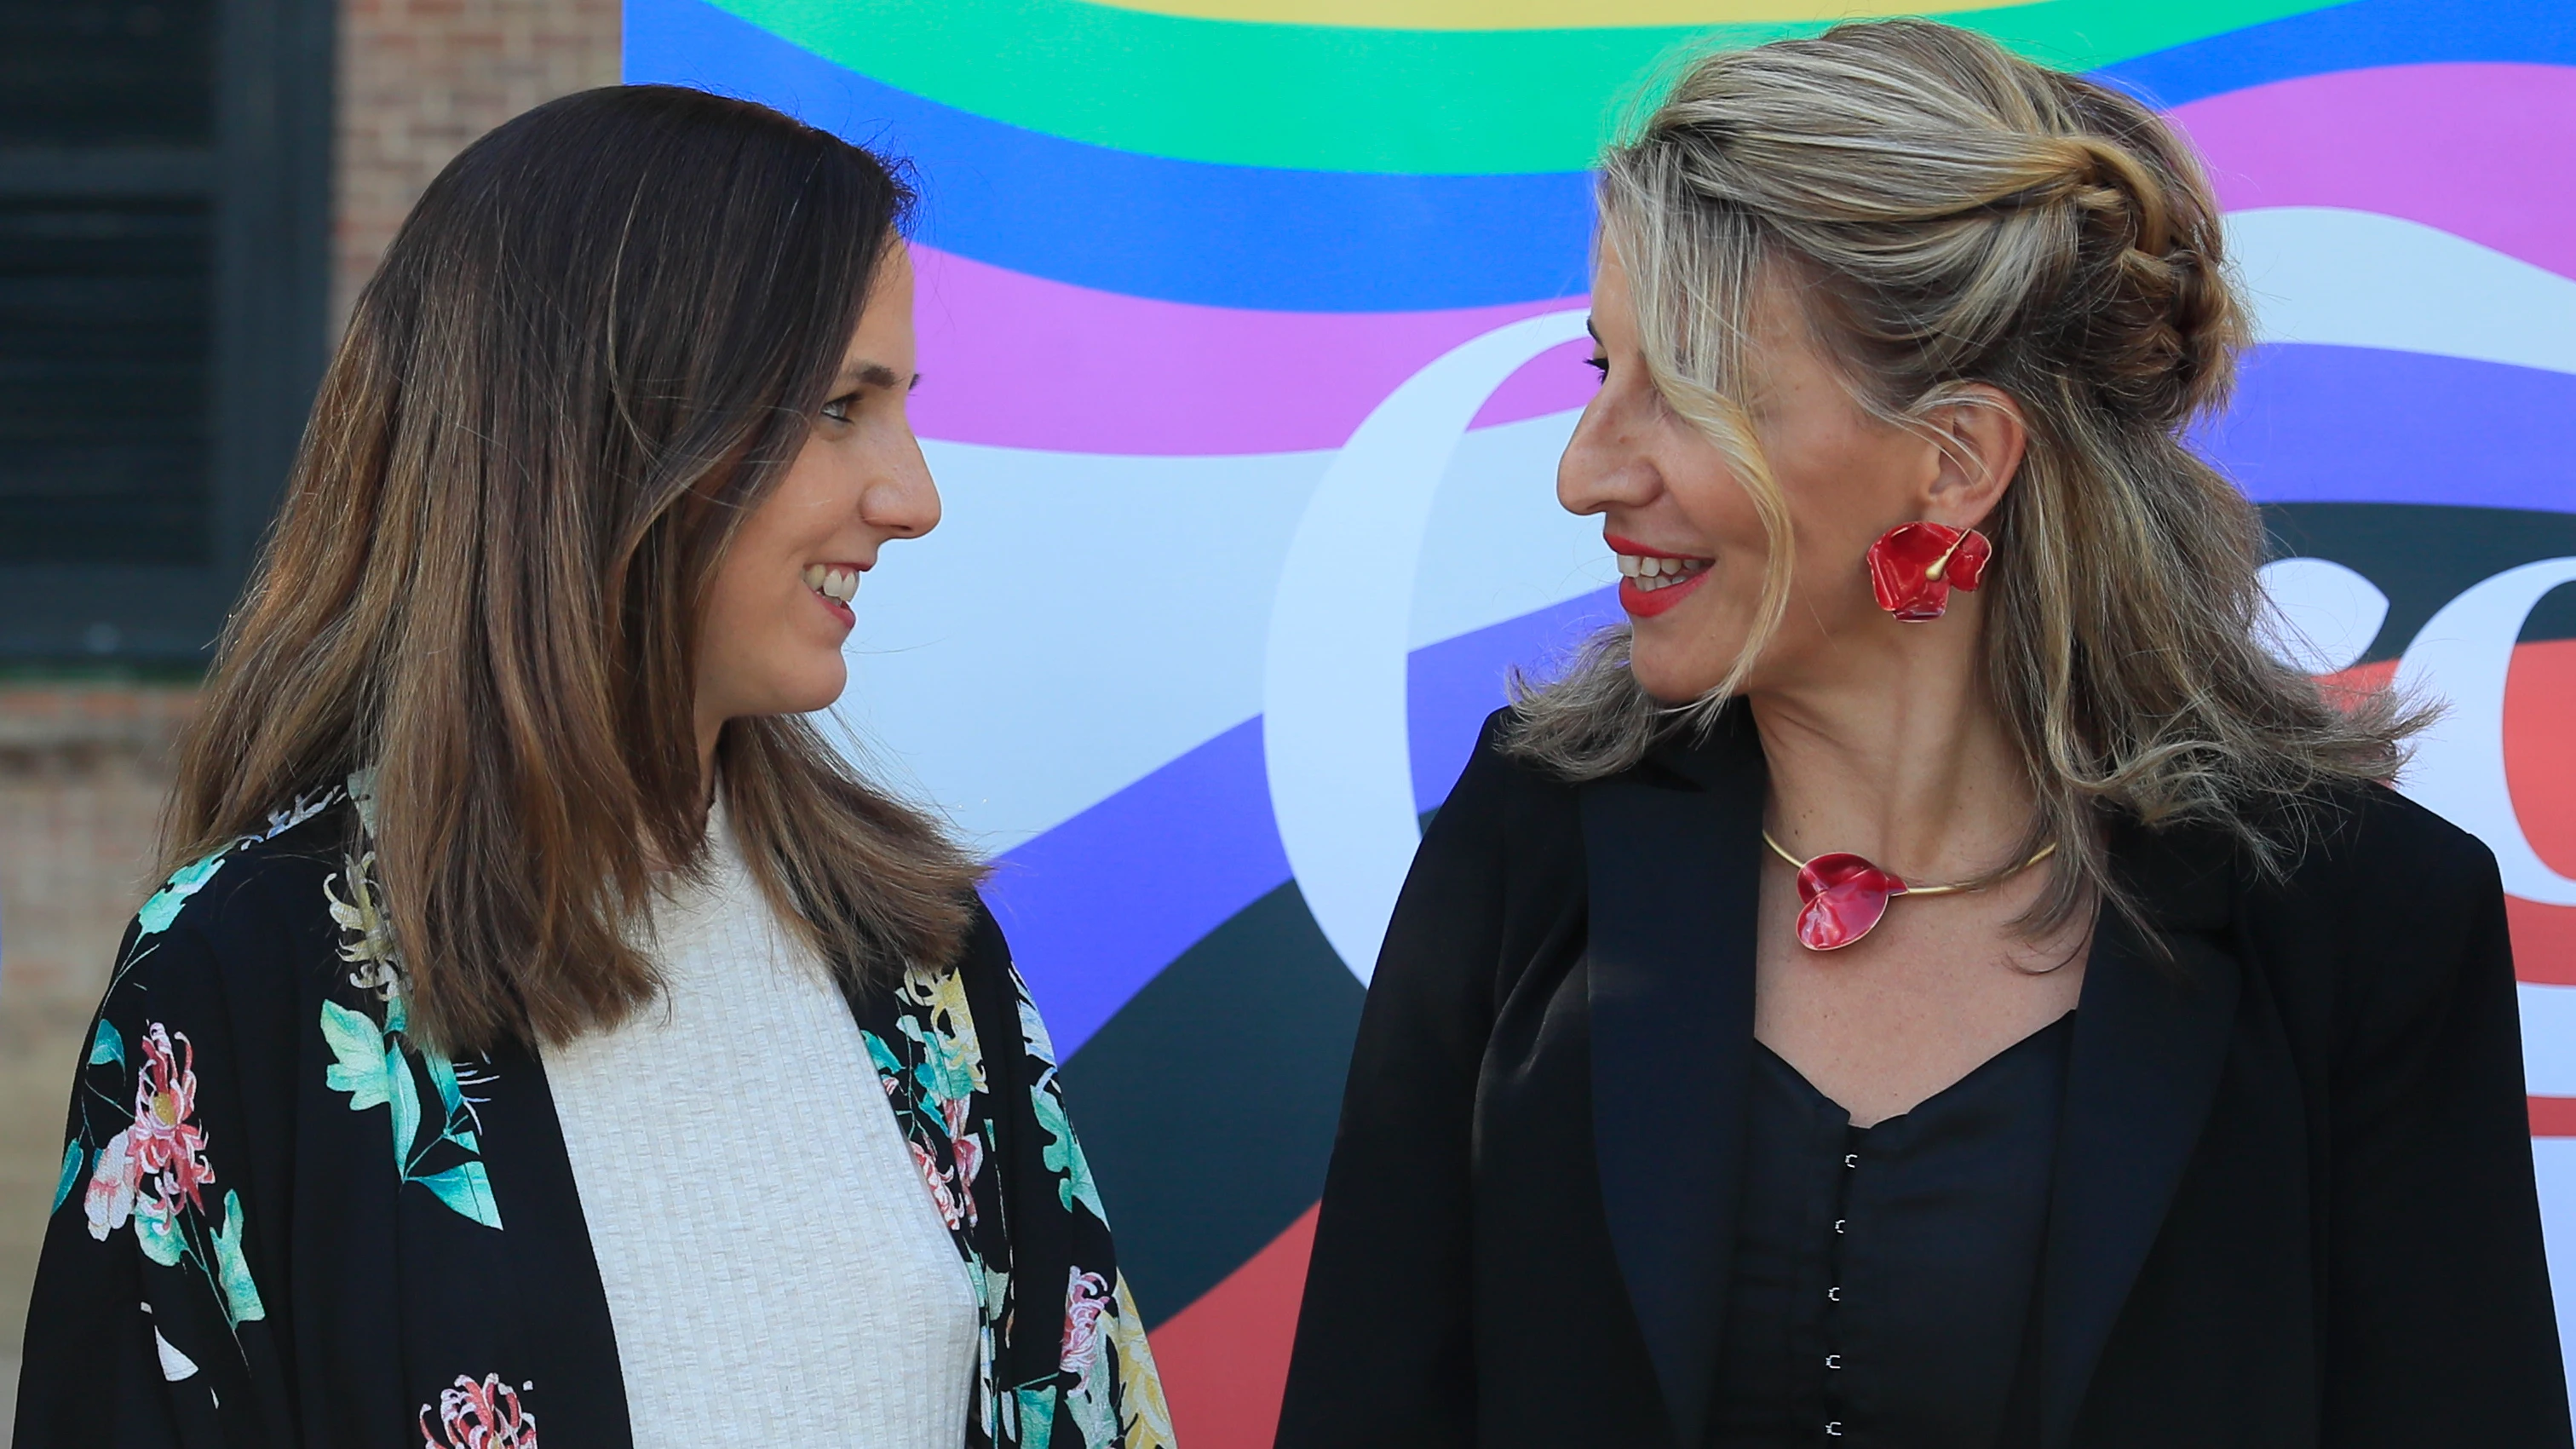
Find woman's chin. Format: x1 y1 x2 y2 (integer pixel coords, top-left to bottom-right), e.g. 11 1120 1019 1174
1628 650 1733 707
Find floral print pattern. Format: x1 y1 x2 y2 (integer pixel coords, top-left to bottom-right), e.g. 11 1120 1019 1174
318 779 503 1229
32 780 1160 1446
53 815 301 1371
421 1373 539 1448
864 957 1170 1448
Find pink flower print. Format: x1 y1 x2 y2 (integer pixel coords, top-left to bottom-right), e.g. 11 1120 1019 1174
942 1095 985 1223
129 1025 216 1212
1061 1268 1112 1377
420 1374 538 1449
83 1129 140 1240
911 1138 968 1231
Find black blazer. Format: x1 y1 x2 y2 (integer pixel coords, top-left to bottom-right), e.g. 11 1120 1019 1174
1278 708 2569 1448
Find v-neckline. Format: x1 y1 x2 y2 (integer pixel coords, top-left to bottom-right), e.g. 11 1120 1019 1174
1755 1009 2079 1132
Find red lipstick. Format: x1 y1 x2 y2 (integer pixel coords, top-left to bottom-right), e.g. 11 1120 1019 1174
1605 534 1714 619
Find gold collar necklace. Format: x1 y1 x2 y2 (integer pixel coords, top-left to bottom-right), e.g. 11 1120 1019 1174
1762 831 2058 951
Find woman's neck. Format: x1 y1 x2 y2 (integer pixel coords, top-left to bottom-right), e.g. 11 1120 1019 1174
1747 625 2035 879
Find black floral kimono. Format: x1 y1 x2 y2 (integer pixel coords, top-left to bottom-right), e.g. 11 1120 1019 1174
17 778 1171 1448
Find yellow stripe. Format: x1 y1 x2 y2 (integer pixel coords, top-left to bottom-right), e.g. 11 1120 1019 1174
1074 0 2036 27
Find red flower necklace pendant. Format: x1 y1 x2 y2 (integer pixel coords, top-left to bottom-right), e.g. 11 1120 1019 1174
1866 522 1990 622
1790 852 1910 951
1764 831 2058 951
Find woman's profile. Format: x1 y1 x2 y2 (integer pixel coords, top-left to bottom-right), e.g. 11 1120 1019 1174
1279 20 2566 1448
18 85 1169 1449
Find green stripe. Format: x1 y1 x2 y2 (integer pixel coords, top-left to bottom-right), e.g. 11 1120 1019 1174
710 0 2351 175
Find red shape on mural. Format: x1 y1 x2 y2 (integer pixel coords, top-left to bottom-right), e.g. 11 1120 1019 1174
1150 1205 1320 1449
2319 639 2576 987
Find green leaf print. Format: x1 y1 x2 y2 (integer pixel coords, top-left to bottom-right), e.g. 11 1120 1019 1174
137 850 228 936
413 1162 503 1229
210 1191 266 1325
51 1143 81 1213
388 1047 421 1170
88 1019 124 1067
1066 1363 1118 1446
135 1198 184 1268
1032 1080 1105 1222
899 1015 978 1107
1015 1386 1057 1449
424 1049 463 1116
319 1000 390 1111
862 1028 907 1084
1016 990 1060 1069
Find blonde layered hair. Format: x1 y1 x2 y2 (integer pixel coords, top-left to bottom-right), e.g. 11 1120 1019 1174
1509 20 2423 932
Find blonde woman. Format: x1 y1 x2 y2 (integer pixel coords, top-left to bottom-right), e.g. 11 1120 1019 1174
20 87 1166 1448
1279 21 2564 1449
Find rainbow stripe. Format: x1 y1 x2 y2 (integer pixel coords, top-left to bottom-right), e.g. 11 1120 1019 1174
628 1 2576 1439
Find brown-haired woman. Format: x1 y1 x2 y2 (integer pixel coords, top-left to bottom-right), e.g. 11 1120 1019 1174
20 86 1169 1449
1279 20 2566 1449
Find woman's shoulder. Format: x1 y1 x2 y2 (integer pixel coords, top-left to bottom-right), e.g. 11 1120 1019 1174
1442 707 1590 832
2231 779 2512 1038
2268 777 2503 922
114 784 364 1001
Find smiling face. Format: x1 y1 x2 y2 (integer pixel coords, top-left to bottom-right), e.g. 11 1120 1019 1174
1559 240 2021 704
693 241 937 743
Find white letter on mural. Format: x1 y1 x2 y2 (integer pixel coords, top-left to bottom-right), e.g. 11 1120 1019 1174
1262 310 1590 984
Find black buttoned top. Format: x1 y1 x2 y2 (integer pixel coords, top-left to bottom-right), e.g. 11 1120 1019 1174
1711 1014 2075 1447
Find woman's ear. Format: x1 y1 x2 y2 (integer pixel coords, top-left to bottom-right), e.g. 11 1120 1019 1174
1923 384 2027 528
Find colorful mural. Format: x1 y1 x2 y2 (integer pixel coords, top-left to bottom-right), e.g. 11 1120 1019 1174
626 1 2576 1440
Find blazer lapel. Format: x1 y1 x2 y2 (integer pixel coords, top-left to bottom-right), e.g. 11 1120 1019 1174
1582 712 1767 1449
2040 824 2240 1449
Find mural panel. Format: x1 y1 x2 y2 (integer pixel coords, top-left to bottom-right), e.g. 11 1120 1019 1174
626 2 2576 1440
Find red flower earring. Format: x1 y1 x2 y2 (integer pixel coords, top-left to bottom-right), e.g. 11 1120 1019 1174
1866 522 1991 622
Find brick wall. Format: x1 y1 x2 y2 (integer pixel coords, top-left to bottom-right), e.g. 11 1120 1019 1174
334 0 624 328
0 687 200 1431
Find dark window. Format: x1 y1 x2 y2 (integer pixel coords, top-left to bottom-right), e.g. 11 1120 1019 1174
0 197 215 566
0 0 328 662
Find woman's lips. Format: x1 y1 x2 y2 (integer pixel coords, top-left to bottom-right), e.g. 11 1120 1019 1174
1606 534 1714 619
1619 570 1711 618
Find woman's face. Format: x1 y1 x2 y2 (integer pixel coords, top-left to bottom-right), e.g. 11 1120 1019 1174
695 242 938 733
1558 243 2006 703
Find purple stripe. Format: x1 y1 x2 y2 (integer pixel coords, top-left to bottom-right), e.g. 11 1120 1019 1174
984 720 1287 1058
911 244 1595 457
1407 589 1624 816
2205 344 2576 513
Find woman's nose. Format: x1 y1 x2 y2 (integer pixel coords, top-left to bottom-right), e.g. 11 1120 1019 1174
865 437 942 540
1557 405 1658 518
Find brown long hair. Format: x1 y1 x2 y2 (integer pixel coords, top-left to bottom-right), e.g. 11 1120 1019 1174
1509 21 2425 934
163 85 981 1053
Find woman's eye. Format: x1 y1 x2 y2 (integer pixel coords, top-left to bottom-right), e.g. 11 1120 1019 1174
1584 354 1609 380
820 393 859 423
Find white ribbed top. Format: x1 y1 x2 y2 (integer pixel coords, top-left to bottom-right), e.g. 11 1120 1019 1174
543 811 978 1446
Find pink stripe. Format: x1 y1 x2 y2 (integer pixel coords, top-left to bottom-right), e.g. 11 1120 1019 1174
2171 62 2576 281
912 63 2576 456
910 244 1593 455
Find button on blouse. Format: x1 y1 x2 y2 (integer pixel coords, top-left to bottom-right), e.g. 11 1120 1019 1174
1708 1011 2074 1447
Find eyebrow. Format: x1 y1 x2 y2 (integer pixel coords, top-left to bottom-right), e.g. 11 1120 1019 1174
837 360 919 391
1586 320 1602 344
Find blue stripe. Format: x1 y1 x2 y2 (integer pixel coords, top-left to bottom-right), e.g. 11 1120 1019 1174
2099 0 2576 106
624 0 1596 313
